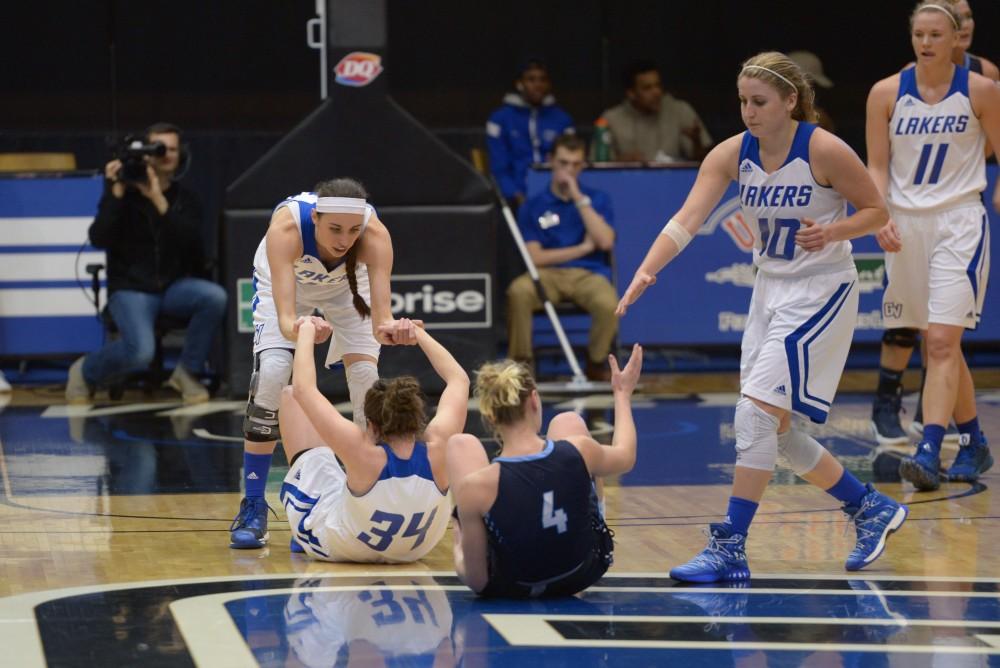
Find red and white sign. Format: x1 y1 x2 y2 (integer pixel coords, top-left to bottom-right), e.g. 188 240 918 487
333 52 384 87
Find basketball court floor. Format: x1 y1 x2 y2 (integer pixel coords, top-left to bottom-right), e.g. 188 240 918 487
1 381 999 667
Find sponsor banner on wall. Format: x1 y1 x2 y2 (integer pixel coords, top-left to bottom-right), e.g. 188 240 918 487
237 273 493 332
390 273 491 329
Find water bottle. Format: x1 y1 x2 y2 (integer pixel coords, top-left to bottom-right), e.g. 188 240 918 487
592 117 612 162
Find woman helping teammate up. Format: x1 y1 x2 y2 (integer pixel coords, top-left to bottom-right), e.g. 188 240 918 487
231 178 416 549
617 51 907 582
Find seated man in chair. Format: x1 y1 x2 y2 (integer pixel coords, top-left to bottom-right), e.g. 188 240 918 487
506 134 618 381
66 122 226 404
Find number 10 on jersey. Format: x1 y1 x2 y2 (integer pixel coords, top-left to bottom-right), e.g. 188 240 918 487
757 217 801 260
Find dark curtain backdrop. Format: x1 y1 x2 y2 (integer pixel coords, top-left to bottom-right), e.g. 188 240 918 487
4 1 998 155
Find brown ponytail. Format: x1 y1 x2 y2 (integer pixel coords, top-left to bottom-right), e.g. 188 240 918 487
344 243 371 319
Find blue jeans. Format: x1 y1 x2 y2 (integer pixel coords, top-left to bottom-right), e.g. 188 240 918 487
83 278 227 386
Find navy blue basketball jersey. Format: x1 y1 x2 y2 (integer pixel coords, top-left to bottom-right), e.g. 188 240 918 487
482 439 610 596
964 53 984 76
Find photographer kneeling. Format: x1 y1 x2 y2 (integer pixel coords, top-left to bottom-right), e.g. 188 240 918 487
66 122 227 404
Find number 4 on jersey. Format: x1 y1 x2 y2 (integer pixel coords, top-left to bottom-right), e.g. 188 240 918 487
542 491 568 534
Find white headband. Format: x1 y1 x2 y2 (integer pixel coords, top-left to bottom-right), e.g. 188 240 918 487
918 3 960 29
741 65 797 91
316 196 367 214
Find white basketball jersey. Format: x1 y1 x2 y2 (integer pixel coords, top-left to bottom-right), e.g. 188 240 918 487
888 66 986 213
286 577 452 667
738 122 854 277
317 442 451 563
251 192 373 302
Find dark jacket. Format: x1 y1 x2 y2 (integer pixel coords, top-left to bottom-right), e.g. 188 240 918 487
486 92 574 201
88 182 207 294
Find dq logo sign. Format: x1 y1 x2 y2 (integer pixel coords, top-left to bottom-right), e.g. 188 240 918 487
334 52 384 87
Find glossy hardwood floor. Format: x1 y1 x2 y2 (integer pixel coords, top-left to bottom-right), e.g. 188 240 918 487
2 377 998 597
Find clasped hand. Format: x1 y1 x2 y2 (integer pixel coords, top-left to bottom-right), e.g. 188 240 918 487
375 318 424 345
293 315 333 343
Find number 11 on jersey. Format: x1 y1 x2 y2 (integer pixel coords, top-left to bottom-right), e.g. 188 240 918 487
913 143 949 185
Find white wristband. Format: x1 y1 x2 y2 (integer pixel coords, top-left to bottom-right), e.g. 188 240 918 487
661 218 692 252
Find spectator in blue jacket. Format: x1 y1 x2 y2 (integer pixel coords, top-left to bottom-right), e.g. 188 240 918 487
486 59 574 209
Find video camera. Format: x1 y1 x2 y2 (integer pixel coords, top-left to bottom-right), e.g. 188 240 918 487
117 136 166 183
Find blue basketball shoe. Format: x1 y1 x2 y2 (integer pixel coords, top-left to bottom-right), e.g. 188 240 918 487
670 523 750 583
871 393 908 446
230 497 276 549
843 484 908 571
946 433 993 482
899 440 941 491
290 537 305 553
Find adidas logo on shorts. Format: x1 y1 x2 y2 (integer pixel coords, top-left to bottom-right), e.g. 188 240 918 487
247 472 259 480
774 384 787 396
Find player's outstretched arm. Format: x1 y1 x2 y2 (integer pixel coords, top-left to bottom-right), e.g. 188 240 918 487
616 137 739 316
265 207 304 341
290 318 367 465
419 327 470 446
359 217 420 346
573 344 643 477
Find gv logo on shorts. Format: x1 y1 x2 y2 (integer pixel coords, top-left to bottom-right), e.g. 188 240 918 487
883 302 903 319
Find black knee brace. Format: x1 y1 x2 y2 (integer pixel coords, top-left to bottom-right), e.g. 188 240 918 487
243 402 280 442
882 328 919 348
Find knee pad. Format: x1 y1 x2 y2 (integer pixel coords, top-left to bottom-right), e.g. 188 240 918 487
776 429 825 475
243 348 293 441
345 360 379 428
244 402 280 442
733 397 780 471
882 328 919 348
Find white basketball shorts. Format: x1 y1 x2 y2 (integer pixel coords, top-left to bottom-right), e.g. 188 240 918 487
883 203 989 330
741 267 859 424
280 447 348 561
251 269 380 367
